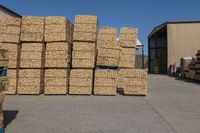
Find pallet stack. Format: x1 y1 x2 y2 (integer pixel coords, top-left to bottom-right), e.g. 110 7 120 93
94 27 119 95
44 16 73 95
18 16 45 95
0 49 9 128
69 15 98 95
94 69 117 95
118 28 147 96
0 18 21 94
119 27 138 68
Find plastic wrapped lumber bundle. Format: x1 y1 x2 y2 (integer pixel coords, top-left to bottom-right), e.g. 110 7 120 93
73 15 98 42
44 69 70 95
18 69 44 95
45 16 73 43
20 43 45 68
94 69 117 95
123 69 147 96
0 18 21 43
69 69 93 95
45 42 71 68
119 27 138 48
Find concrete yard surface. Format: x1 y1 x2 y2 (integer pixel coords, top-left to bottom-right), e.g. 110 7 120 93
3 74 200 133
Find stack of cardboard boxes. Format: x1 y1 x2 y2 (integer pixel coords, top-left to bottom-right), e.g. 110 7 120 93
69 15 98 95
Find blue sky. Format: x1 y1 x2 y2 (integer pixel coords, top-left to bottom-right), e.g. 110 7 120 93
1 0 200 55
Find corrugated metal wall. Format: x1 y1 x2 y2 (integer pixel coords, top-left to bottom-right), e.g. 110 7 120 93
167 23 200 66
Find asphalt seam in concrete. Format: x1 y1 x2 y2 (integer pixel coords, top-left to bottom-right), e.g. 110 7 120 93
144 99 179 133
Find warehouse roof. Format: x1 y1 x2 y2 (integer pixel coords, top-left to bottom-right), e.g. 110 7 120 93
148 20 200 38
0 4 21 18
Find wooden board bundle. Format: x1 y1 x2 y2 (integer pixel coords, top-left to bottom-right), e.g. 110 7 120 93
0 18 21 43
97 27 120 67
0 94 4 128
44 69 70 95
0 43 20 68
20 16 44 42
18 69 43 95
119 47 136 68
0 48 8 67
4 69 17 95
121 69 147 96
73 15 98 42
119 27 138 48
69 69 93 95
72 42 96 68
94 69 117 95
45 42 71 68
45 16 73 43
20 43 44 68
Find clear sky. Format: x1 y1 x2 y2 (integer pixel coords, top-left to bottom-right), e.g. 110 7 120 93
1 0 200 55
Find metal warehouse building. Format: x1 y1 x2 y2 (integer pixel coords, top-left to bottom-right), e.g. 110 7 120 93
148 21 200 74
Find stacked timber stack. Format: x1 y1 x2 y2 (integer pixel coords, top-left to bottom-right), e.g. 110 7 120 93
0 49 8 128
195 50 200 81
0 18 21 94
94 27 119 95
18 16 45 95
96 27 120 67
44 16 73 95
94 69 117 95
119 27 138 68
69 15 98 95
188 58 196 80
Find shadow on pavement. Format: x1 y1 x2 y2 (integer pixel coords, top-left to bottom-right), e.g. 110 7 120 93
3 110 18 129
175 77 200 85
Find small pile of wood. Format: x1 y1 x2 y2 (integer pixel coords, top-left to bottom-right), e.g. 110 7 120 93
97 27 120 67
20 16 45 42
44 69 70 95
69 69 93 95
18 69 43 95
119 28 138 68
94 69 117 95
0 18 21 43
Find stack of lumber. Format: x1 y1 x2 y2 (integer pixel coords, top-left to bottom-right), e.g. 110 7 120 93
195 50 200 81
45 16 73 43
73 15 98 42
0 18 21 43
20 16 44 42
72 15 98 69
72 42 96 68
0 43 20 69
69 69 93 95
119 28 138 68
94 69 117 95
44 69 70 94
189 58 196 80
20 43 45 68
70 15 97 95
0 94 5 128
119 69 147 95
4 69 17 94
97 27 120 67
44 17 73 94
18 69 43 94
45 42 71 68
